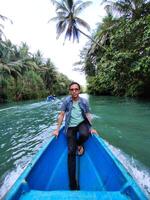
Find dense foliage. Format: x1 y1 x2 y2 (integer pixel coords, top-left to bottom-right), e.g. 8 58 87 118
80 0 150 97
1 0 150 101
0 40 71 103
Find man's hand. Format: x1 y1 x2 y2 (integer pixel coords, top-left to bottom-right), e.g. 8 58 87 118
52 129 59 137
52 111 64 137
91 129 97 134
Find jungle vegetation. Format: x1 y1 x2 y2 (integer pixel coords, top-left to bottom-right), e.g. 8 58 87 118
76 0 150 97
0 39 71 103
1 0 150 103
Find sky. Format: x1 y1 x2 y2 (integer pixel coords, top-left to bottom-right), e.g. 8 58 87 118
0 0 106 86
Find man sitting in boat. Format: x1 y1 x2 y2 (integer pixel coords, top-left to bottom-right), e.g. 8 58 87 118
53 81 96 190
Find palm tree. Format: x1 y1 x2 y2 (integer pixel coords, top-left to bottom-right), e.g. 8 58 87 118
32 50 44 67
49 0 105 49
0 14 13 40
97 5 117 45
79 7 117 70
0 40 16 63
42 59 57 92
102 0 150 19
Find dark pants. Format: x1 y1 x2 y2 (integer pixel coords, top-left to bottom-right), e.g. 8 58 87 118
67 120 90 190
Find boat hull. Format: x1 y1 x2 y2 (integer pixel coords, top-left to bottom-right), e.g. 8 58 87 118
4 127 147 200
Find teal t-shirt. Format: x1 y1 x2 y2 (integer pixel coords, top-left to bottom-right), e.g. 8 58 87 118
69 101 84 127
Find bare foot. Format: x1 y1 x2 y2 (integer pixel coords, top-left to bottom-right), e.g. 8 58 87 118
77 145 84 156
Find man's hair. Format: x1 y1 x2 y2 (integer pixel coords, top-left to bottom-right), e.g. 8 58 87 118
69 82 80 90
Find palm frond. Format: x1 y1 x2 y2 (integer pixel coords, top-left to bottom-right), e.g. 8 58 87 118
50 0 58 5
10 68 22 78
65 0 73 11
56 21 67 39
0 24 4 29
75 17 90 31
0 14 13 24
7 60 22 67
48 16 65 23
24 60 40 70
49 0 102 47
72 26 80 42
73 0 83 7
52 0 69 12
65 23 73 40
74 1 92 15
57 11 68 17
0 63 11 73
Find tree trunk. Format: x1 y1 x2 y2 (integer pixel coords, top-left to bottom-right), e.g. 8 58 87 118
77 28 106 51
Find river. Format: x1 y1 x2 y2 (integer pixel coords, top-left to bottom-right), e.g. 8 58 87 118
0 94 150 198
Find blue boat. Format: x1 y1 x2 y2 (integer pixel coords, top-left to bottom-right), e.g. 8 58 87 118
47 95 56 101
5 127 147 200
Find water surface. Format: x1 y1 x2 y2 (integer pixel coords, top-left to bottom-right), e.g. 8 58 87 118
0 95 150 198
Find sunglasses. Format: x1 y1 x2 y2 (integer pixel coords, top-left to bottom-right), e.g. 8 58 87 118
69 88 79 91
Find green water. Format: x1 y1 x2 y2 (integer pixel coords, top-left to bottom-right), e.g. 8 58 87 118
0 95 150 197
89 95 150 168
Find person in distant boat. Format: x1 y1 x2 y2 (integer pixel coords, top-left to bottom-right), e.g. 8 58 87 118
47 95 56 101
53 81 96 190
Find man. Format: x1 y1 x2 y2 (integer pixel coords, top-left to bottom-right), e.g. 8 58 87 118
53 81 96 190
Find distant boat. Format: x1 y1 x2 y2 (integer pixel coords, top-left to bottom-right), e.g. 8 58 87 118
47 95 56 101
5 127 147 200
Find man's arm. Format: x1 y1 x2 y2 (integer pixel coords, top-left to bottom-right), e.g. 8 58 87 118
86 112 92 124
53 111 65 137
86 112 97 134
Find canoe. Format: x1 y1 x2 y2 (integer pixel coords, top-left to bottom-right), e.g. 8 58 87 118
5 127 147 200
47 96 56 101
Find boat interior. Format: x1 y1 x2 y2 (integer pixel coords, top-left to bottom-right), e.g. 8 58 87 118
6 128 146 200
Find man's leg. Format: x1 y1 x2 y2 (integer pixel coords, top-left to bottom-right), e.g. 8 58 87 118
77 121 90 149
67 127 78 190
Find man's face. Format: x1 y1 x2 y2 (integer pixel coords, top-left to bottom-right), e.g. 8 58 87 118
69 84 80 99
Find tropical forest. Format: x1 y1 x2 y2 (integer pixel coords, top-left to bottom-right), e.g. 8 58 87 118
0 0 150 103
79 0 150 97
0 34 71 103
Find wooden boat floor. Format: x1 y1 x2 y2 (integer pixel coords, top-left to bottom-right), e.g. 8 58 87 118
20 190 129 200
